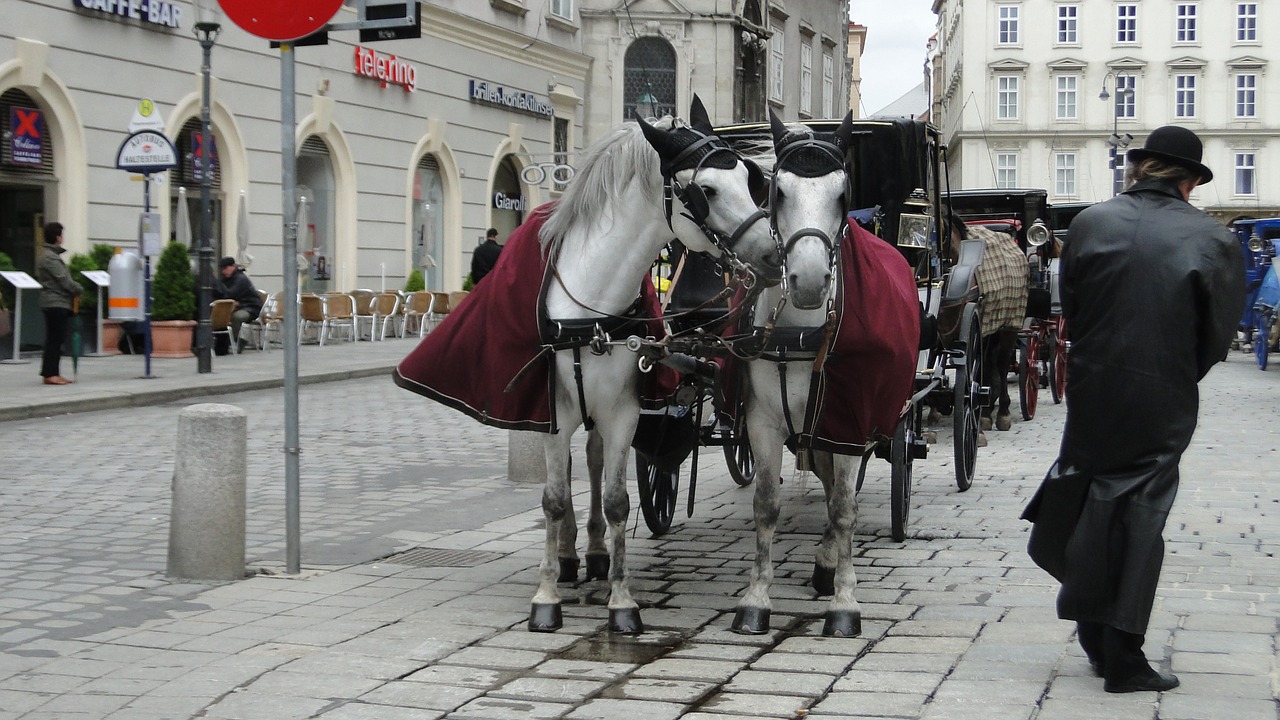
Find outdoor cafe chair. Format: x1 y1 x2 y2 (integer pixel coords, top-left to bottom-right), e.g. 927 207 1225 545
371 291 402 340
210 298 238 354
401 291 434 337
299 293 324 344
351 288 376 341
321 292 357 345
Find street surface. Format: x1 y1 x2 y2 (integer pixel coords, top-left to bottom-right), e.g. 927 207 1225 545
0 346 1277 719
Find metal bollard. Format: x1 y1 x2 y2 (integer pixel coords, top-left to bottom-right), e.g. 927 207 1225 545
507 430 548 484
167 403 247 581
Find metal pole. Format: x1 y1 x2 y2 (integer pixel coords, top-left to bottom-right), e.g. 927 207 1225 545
195 25 218 373
143 175 153 378
281 44 302 575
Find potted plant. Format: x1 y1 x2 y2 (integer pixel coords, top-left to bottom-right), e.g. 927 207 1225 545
149 240 196 358
404 268 425 293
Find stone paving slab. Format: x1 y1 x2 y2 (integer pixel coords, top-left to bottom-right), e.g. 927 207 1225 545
0 344 1277 719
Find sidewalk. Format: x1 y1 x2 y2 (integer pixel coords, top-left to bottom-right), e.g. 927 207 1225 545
0 333 421 423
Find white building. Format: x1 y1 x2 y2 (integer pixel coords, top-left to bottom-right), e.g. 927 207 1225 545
931 0 1280 221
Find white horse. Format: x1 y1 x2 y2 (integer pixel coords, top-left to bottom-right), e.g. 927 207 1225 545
731 111 866 637
531 97 778 634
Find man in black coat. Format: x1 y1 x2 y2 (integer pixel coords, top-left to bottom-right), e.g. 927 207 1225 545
470 228 503 286
1022 126 1243 694
213 257 262 349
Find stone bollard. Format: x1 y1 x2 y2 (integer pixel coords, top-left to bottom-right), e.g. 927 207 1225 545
167 403 247 581
508 430 547 484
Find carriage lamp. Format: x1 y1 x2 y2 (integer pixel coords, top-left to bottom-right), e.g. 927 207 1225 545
193 0 222 373
1027 220 1051 248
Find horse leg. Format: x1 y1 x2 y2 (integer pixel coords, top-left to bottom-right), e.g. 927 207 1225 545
821 455 862 637
592 410 644 634
732 412 785 634
994 328 1015 430
809 449 838 596
584 428 610 581
555 451 580 583
530 431 575 631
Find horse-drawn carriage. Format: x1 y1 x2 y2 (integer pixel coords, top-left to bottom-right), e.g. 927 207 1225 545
945 187 1065 419
1231 217 1280 369
630 117 988 544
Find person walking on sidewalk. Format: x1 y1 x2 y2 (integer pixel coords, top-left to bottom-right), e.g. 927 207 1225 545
35 221 82 385
1022 126 1244 693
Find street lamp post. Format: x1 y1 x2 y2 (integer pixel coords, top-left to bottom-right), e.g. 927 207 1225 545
1099 71 1134 197
193 1 221 373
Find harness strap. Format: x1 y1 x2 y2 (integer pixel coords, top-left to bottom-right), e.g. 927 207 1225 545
777 352 799 442
572 345 594 431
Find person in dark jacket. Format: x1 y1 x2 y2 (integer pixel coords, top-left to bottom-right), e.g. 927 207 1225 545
470 228 502 286
213 257 262 349
1022 126 1244 693
35 222 83 385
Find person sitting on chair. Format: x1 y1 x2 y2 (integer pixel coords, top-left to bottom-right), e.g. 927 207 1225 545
213 257 262 350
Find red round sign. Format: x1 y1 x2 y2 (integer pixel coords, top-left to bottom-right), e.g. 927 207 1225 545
217 0 345 41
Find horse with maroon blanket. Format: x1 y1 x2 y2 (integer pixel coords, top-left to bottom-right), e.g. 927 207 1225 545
730 113 920 637
395 97 779 634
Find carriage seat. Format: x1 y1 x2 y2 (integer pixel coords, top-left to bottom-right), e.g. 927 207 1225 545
939 238 984 309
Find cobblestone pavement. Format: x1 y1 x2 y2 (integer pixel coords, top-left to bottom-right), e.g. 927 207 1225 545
0 345 1276 720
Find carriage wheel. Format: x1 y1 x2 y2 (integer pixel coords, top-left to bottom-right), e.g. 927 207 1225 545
952 305 980 492
1257 310 1273 370
1052 326 1068 402
635 454 677 536
890 417 913 542
724 415 755 487
1020 331 1040 420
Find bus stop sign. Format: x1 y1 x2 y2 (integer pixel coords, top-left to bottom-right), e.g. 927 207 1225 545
217 0 344 41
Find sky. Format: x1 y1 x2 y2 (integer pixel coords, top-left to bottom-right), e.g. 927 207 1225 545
849 1 937 116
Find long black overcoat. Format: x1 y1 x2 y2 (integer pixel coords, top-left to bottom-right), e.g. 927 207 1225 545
1022 179 1243 634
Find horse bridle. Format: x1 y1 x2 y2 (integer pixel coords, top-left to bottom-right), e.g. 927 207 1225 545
662 128 769 285
768 134 849 283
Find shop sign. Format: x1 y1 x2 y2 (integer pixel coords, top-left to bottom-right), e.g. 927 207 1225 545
9 107 44 166
468 80 554 118
115 130 178 173
71 0 183 29
493 192 525 212
353 47 416 92
190 131 219 182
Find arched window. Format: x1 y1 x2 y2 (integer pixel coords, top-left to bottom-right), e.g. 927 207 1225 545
623 37 677 120
412 155 444 290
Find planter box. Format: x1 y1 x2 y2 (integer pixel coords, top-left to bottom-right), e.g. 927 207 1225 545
150 320 195 358
101 319 123 356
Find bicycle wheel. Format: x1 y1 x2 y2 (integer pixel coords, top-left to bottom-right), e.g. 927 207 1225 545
890 417 913 542
635 454 678 536
953 305 980 492
1020 329 1040 420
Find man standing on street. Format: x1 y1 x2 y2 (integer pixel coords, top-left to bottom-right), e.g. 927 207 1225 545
1022 126 1244 693
470 228 502 286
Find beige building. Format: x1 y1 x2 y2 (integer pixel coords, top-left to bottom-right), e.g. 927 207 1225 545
847 21 866 117
931 0 1280 219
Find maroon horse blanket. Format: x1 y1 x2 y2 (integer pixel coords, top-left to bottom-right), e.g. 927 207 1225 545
393 204 669 433
798 221 921 453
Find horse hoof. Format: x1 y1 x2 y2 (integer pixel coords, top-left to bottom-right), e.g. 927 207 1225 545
996 413 1012 431
731 607 771 634
557 558 580 584
608 607 643 635
811 565 835 596
822 610 862 638
980 415 993 431
528 603 563 632
585 553 610 581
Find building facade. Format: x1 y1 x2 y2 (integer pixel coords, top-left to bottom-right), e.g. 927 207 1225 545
1 0 589 345
577 0 851 145
931 0 1280 220
847 21 865 117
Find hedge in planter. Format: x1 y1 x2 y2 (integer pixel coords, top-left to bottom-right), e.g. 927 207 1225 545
149 241 196 358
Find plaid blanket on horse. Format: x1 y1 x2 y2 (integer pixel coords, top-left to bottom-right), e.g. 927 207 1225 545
393 204 671 432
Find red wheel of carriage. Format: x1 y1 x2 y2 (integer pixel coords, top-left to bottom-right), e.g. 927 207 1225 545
1020 331 1040 420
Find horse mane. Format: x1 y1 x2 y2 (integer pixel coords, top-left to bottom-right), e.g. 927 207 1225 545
539 117 683 254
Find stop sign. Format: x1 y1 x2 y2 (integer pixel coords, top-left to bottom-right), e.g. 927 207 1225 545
218 0 344 41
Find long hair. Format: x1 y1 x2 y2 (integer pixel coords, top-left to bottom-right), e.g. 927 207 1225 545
1125 157 1200 188
539 118 679 253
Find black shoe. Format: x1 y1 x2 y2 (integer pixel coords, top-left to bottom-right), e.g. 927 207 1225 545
1104 669 1179 693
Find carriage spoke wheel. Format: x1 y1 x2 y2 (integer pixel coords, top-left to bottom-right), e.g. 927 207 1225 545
1020 330 1040 420
724 414 755 487
953 305 979 492
1052 326 1068 402
635 454 678 536
890 417 913 542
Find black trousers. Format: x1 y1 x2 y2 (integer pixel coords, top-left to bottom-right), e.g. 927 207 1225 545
41 307 73 378
1077 621 1150 681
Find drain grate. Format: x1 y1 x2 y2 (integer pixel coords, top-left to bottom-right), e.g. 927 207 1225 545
375 547 504 568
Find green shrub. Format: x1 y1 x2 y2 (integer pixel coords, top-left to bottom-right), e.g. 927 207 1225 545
462 273 475 292
151 241 195 321
0 251 14 310
404 269 425 293
90 243 115 271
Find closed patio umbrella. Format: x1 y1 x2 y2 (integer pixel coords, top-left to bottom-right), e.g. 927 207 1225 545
175 186 192 248
236 189 253 268
69 296 83 379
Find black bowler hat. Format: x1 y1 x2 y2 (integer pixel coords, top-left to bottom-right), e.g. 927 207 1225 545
1127 125 1213 185
218 256 237 269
